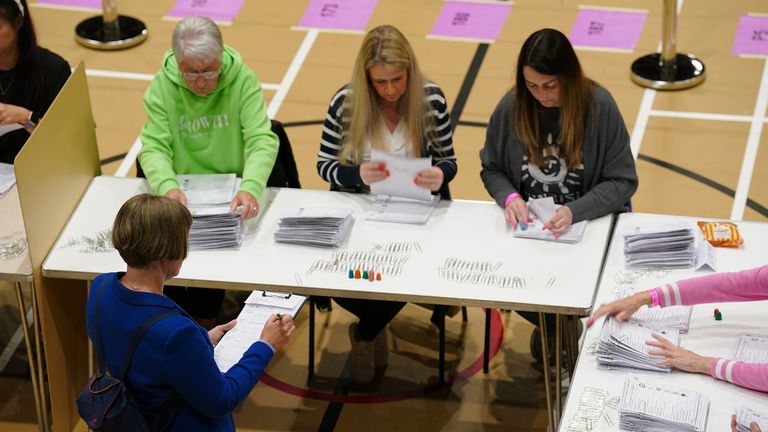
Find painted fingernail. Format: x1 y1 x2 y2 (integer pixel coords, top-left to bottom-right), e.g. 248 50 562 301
386 171 390 176
554 234 560 240
379 163 386 170
520 222 527 231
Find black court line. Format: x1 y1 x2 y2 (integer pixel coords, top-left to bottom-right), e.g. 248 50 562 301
316 359 354 431
100 152 127 165
450 44 489 133
638 154 768 218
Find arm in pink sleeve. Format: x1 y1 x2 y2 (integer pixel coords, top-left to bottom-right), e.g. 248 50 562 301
653 265 768 307
711 358 768 393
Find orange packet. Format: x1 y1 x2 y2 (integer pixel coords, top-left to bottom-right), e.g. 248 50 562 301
697 221 743 248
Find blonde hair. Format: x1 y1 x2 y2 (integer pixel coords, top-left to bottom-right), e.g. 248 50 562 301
339 25 434 164
112 194 192 267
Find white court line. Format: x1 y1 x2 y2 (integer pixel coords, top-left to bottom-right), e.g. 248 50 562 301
115 137 143 177
0 307 34 374
85 68 280 90
731 58 768 220
268 29 318 119
630 88 655 160
649 110 753 123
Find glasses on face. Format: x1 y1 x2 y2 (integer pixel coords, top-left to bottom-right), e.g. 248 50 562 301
182 70 221 81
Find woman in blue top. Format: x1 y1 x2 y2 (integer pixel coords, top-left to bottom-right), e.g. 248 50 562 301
85 194 295 431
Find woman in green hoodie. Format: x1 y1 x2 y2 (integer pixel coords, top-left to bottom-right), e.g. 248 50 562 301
138 16 278 328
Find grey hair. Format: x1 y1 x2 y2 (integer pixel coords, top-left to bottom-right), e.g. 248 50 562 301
171 16 223 63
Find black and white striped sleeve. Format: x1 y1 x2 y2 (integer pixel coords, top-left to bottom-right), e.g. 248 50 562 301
424 83 457 185
316 86 363 187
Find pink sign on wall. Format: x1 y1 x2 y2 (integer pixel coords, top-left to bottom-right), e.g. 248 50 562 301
297 0 378 32
733 15 768 57
569 8 648 51
36 0 101 10
428 0 512 43
167 0 245 23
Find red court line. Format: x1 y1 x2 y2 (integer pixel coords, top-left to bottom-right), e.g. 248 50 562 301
260 308 505 403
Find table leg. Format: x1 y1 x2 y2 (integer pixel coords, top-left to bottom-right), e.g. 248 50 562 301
539 312 555 431
555 314 562 428
14 282 44 432
29 281 50 432
308 298 315 383
483 308 491 374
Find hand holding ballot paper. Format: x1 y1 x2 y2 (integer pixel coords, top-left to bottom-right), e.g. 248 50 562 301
512 197 587 243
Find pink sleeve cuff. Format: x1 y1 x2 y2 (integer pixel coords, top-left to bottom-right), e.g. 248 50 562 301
504 192 522 208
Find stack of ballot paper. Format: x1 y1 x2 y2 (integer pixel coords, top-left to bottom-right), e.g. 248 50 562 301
178 173 243 250
274 207 354 248
596 317 680 372
732 334 768 363
623 224 696 269
619 374 709 432
365 194 440 224
0 162 14 198
513 197 587 244
621 288 693 332
214 290 307 372
735 406 768 432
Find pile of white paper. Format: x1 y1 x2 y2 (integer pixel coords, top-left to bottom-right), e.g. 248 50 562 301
732 334 768 363
214 290 307 372
0 162 15 198
735 406 768 432
513 197 588 244
619 374 709 432
621 288 693 332
365 194 439 224
623 225 696 269
274 207 354 248
178 173 243 250
596 317 680 372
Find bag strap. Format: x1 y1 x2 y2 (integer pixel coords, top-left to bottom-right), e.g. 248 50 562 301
116 311 177 381
92 278 111 375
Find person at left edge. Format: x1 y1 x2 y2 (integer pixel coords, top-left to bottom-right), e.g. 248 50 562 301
138 16 278 329
0 0 70 163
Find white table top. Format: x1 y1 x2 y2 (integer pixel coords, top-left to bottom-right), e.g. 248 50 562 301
559 212 768 431
43 176 615 314
0 185 32 282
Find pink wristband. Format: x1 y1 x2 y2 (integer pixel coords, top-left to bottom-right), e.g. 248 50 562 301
504 192 522 208
648 289 660 307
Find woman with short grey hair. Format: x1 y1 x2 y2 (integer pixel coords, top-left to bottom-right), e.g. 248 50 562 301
171 16 223 63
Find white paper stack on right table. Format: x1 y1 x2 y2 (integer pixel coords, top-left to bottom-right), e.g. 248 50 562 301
618 374 709 432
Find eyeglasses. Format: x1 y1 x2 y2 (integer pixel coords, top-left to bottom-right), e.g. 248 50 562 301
182 70 221 81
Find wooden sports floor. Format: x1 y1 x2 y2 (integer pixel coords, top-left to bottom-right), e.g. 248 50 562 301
1 0 768 430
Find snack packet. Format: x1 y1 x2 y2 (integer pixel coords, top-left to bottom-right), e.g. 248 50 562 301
697 221 743 248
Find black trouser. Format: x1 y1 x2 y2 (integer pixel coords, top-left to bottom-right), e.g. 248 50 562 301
165 286 225 320
333 298 406 341
517 311 557 331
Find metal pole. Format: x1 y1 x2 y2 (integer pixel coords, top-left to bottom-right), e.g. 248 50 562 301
75 0 148 50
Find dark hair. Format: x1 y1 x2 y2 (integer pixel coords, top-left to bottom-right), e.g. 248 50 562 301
112 194 193 267
513 28 593 169
0 0 41 102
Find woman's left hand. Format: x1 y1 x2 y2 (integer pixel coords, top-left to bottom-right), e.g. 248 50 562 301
209 319 237 346
545 205 573 235
414 167 444 192
732 414 763 432
647 333 714 374
230 191 259 220
0 103 31 126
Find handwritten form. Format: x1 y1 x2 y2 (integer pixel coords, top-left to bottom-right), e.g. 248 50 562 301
213 291 306 372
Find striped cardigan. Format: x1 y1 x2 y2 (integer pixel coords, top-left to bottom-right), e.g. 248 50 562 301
317 83 457 198
652 265 768 392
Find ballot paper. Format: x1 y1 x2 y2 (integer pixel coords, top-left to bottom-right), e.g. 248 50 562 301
214 290 306 373
621 288 693 332
274 207 354 248
0 163 14 198
512 197 587 244
176 173 245 250
596 317 680 372
365 194 440 224
369 149 432 201
619 374 709 432
735 406 768 432
732 334 768 364
623 223 696 269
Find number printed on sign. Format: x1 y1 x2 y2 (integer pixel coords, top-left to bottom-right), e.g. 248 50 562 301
753 30 768 42
452 12 470 26
588 21 604 35
192 0 206 7
320 3 338 17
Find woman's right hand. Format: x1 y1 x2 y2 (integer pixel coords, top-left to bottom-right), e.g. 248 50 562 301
587 292 652 327
165 188 188 206
360 162 389 185
732 414 763 432
504 197 529 229
259 314 295 351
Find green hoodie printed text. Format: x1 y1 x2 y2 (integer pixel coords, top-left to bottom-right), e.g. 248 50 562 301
139 46 278 198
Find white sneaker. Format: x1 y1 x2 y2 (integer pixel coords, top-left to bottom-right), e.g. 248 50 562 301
348 323 375 384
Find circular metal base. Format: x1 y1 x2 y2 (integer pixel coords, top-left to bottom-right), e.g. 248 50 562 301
630 53 706 90
75 15 148 50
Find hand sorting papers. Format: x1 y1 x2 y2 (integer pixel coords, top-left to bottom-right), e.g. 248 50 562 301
597 317 680 372
621 288 693 332
178 173 243 250
369 149 432 202
623 223 696 269
735 407 768 432
513 197 587 243
619 374 709 432
214 290 306 372
274 207 354 248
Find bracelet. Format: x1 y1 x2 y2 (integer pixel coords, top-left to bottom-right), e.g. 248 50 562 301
647 289 660 307
504 192 522 208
